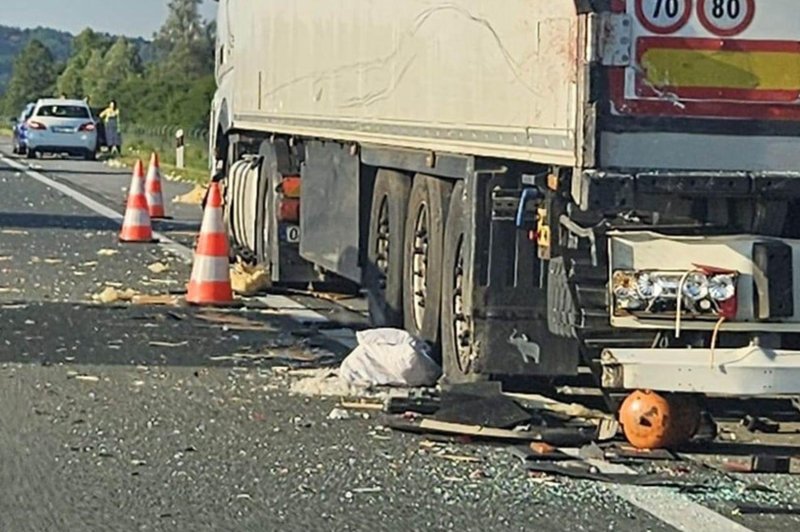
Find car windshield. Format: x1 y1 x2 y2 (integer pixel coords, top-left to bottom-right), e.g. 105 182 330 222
36 105 90 119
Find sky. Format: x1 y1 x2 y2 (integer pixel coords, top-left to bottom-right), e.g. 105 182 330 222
0 0 218 38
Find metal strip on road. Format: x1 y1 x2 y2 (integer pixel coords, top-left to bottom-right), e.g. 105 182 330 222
0 154 358 349
561 449 755 532
257 294 358 349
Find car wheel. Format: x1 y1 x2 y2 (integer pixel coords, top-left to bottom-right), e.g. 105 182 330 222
26 149 36 160
84 150 96 161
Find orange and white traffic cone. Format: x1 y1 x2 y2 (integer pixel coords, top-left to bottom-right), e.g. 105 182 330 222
120 160 155 243
186 182 233 305
145 152 167 219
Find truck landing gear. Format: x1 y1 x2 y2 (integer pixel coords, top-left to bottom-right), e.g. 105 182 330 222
618 390 702 449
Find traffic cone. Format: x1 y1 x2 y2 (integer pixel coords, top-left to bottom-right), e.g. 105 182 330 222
187 182 234 305
145 152 167 219
119 160 155 243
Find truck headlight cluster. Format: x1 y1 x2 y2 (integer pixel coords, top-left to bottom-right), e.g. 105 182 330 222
612 270 738 318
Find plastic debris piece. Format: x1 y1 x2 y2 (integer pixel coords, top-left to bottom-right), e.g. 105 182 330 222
97 249 119 257
327 407 352 420
92 287 139 304
132 294 179 306
339 328 441 387
230 261 271 296
172 184 207 205
149 340 189 348
147 262 169 274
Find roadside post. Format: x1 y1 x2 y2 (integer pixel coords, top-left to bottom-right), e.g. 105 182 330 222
175 129 185 169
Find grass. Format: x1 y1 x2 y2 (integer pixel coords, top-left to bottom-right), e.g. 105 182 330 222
115 129 211 184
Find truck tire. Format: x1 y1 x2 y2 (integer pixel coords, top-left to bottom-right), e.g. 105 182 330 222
440 180 485 383
365 169 411 327
403 174 451 348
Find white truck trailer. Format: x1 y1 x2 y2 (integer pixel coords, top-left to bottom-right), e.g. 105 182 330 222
211 0 800 442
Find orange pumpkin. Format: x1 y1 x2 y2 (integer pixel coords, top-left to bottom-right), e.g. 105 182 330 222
619 390 700 449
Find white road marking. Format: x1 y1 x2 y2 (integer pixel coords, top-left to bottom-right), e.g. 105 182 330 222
0 155 192 263
0 154 357 349
258 295 358 349
561 449 754 532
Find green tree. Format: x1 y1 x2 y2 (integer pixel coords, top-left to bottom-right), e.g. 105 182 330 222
80 49 106 104
3 39 58 115
102 37 142 99
154 0 214 79
56 28 111 98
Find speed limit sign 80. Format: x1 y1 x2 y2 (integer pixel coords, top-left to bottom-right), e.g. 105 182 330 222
698 0 755 36
635 0 693 34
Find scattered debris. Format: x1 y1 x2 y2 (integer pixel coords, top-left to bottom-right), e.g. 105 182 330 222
288 368 370 398
79 261 99 268
522 460 704 488
195 312 267 331
434 454 482 464
92 287 138 304
350 487 382 494
73 375 101 383
149 340 189 348
735 504 800 516
0 256 11 262
721 455 794 474
327 407 352 420
340 401 384 411
0 287 21 294
147 262 170 274
435 393 532 429
97 249 119 257
1 229 28 235
230 261 271 296
741 415 780 434
43 258 63 264
340 328 440 387
172 184 207 205
132 294 179 306
390 417 596 446
384 395 441 415
504 391 611 422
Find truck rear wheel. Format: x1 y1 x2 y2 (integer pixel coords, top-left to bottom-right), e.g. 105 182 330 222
403 174 451 348
441 180 484 383
365 169 411 327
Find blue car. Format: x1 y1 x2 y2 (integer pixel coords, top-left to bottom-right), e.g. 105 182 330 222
11 102 35 155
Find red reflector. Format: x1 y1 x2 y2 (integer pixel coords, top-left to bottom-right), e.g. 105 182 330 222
718 297 737 320
278 199 300 223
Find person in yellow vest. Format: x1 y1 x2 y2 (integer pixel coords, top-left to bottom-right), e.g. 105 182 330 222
99 100 121 155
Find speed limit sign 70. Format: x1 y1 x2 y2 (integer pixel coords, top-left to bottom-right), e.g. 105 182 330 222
698 0 755 37
635 0 693 34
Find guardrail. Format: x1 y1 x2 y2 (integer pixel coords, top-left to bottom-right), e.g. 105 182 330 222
122 124 210 177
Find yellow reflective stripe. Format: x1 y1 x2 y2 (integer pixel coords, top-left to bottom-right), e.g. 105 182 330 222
641 49 800 91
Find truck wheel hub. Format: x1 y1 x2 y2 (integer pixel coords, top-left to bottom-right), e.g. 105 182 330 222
411 204 429 330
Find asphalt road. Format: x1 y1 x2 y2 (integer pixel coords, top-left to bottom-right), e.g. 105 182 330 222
1 139 799 532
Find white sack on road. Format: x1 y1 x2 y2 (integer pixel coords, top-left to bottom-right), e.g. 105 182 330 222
340 328 440 387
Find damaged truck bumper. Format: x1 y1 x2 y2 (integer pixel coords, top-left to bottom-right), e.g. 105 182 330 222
601 347 800 395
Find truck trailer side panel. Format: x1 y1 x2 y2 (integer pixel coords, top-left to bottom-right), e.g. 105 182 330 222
227 0 580 166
